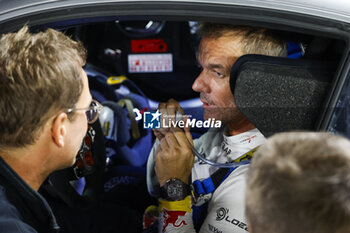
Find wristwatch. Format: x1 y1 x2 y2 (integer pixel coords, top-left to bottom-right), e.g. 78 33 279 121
160 178 191 201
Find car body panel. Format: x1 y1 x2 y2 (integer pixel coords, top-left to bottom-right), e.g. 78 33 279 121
1 0 350 24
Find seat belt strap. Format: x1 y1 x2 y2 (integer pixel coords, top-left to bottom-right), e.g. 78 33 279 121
193 167 235 196
191 146 259 205
191 146 259 230
191 167 237 230
117 99 141 140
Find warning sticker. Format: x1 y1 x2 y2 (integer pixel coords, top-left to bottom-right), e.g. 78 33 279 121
128 53 173 73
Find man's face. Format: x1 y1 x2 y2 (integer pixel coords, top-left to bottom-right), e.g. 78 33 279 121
192 36 245 125
62 69 92 167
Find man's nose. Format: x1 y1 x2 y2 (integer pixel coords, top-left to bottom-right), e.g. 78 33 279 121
192 71 210 93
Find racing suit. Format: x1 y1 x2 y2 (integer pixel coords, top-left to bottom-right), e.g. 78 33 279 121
150 128 266 233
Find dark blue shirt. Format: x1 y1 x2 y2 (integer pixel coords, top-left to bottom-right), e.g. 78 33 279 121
0 157 59 233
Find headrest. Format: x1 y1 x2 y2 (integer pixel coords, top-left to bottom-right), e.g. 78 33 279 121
230 54 335 137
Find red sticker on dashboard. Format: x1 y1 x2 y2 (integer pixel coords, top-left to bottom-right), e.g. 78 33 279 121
131 39 168 53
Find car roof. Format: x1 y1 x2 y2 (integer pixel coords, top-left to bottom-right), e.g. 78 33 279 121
1 0 350 24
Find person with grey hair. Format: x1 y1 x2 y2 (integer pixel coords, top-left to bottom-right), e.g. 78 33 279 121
146 23 287 233
0 26 102 233
246 132 350 233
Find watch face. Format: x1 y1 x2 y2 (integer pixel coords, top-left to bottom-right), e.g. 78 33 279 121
162 179 190 201
167 182 183 198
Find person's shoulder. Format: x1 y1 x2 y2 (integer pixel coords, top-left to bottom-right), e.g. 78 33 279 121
211 164 249 201
0 186 37 233
0 216 37 233
222 164 249 184
0 185 21 218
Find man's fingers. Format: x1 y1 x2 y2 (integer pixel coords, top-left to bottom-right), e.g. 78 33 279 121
169 98 185 115
159 137 169 151
167 99 185 124
166 100 177 124
185 130 194 146
171 128 193 148
158 102 168 129
164 131 179 147
158 102 166 110
153 129 164 139
156 143 162 153
182 116 193 146
183 116 191 133
158 99 187 132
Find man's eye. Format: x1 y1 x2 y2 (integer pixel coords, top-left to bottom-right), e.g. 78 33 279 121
216 71 223 77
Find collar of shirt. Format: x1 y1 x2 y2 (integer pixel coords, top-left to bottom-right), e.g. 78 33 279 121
192 128 266 181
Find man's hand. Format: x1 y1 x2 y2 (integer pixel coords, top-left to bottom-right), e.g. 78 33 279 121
155 127 194 187
153 98 185 140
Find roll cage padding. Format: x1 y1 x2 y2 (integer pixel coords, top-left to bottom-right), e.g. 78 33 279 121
230 54 336 137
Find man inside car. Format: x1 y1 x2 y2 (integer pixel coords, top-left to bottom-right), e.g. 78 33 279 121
149 23 287 233
0 26 101 232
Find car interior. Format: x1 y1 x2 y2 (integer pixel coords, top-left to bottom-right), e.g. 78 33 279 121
25 17 347 232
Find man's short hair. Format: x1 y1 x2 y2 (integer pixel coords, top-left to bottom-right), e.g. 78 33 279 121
199 23 287 57
0 26 86 149
246 132 350 233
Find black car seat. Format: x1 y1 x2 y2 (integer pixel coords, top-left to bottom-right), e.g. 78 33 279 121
230 54 336 136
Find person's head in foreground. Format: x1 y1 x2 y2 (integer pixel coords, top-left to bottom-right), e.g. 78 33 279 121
0 25 95 190
246 132 350 233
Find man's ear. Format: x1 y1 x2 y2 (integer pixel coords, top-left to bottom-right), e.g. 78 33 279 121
51 112 68 147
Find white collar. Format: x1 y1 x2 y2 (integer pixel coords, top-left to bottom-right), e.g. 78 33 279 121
207 128 266 163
